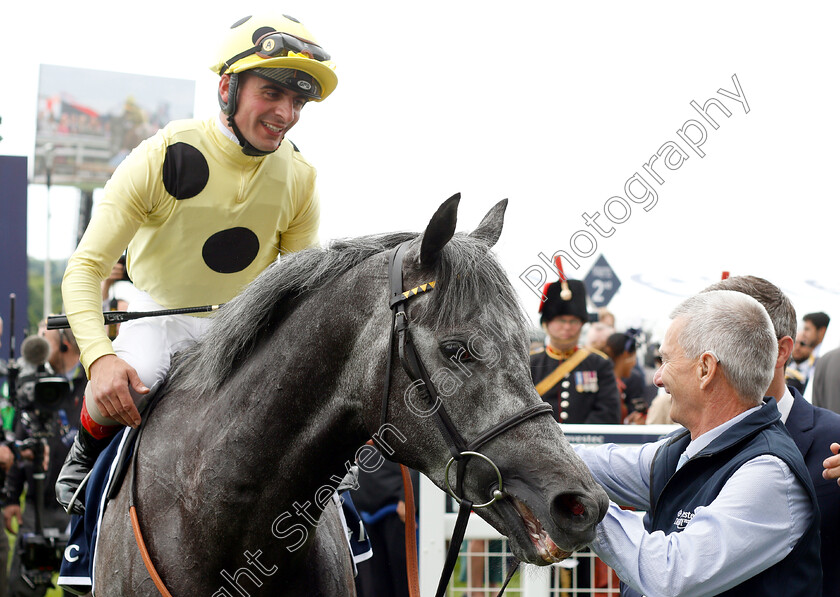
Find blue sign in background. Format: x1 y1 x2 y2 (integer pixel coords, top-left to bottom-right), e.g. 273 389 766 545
0 155 30 358
584 254 621 308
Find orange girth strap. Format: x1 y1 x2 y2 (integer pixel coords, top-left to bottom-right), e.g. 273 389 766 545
131 506 174 597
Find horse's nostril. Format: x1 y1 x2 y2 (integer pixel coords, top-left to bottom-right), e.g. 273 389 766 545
554 493 586 519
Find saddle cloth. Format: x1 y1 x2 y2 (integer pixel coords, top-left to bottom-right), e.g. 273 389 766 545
57 427 132 595
56 429 372 595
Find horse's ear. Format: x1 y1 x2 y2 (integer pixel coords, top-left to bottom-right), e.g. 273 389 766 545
420 193 460 266
468 198 507 249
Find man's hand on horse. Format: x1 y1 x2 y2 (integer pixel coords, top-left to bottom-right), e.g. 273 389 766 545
89 354 148 428
823 442 840 486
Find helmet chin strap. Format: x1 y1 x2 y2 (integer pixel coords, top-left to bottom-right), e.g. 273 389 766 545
221 72 278 157
226 113 276 157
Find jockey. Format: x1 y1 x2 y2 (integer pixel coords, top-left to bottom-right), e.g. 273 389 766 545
56 14 337 514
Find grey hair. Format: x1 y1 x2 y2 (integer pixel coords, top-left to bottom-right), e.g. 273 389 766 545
670 290 777 404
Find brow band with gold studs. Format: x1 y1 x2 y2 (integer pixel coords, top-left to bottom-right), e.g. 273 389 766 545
402 281 436 300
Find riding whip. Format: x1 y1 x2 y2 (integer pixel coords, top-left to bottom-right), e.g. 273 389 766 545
47 304 223 330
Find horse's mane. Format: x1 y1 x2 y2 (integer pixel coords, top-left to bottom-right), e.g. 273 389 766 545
168 229 527 395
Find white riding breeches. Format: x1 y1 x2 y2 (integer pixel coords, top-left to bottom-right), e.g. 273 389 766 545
86 291 213 426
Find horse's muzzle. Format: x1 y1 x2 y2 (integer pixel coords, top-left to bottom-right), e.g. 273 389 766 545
549 487 609 547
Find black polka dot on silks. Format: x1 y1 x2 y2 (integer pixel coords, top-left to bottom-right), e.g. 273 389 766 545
202 227 260 274
162 143 210 200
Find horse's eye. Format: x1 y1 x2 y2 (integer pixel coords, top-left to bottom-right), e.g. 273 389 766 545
440 341 472 362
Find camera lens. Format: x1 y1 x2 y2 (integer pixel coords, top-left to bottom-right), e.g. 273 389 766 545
33 378 71 410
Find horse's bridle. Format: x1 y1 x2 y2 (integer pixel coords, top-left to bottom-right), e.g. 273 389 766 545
378 242 553 597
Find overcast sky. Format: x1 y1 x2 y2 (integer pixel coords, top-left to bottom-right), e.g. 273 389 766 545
3 1 839 344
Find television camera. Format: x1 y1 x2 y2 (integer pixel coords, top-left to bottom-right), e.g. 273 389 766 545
3 296 72 589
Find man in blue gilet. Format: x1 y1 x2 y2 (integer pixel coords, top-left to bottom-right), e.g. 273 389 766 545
575 290 821 596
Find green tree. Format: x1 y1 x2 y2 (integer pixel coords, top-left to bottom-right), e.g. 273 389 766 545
27 257 67 333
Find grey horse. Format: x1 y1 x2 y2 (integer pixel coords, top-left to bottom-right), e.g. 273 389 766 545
93 195 609 595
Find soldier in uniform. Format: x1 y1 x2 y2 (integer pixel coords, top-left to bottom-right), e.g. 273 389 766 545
530 278 621 425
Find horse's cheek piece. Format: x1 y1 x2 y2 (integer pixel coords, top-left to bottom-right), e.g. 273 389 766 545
381 241 554 597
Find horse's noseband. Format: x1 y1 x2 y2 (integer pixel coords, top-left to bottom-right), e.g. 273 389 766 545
379 242 553 596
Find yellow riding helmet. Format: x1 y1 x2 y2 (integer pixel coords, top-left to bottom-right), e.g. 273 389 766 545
210 14 338 101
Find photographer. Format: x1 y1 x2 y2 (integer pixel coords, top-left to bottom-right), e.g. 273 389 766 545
4 327 83 596
0 315 22 597
37 325 84 424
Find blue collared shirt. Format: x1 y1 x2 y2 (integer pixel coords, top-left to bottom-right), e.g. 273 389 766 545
573 405 813 597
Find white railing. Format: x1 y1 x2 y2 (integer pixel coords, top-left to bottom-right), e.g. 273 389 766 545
418 424 680 596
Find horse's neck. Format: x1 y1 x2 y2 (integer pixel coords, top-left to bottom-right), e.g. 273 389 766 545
137 265 391 573
190 282 383 507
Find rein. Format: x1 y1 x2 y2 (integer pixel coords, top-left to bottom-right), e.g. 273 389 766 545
379 242 553 597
